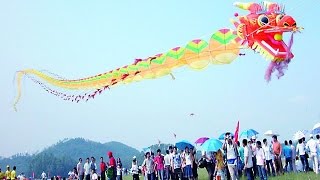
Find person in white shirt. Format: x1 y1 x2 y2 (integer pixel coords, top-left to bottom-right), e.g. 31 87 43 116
289 140 297 172
296 139 307 172
307 135 319 174
131 157 139 180
262 139 275 176
164 150 171 180
83 158 91 180
223 136 238 180
243 139 254 180
77 158 84 180
142 152 155 180
41 171 47 180
91 170 98 180
256 141 267 180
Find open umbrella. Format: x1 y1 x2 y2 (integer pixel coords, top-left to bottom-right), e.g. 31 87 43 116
195 137 209 145
218 132 234 140
264 130 280 136
313 122 320 130
175 140 194 150
240 129 259 139
312 123 320 135
200 138 223 152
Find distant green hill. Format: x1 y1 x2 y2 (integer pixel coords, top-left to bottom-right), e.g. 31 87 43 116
0 138 140 178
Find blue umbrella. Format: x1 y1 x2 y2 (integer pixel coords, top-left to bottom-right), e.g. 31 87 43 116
175 140 194 150
218 132 234 140
200 138 223 152
311 128 320 135
240 129 259 138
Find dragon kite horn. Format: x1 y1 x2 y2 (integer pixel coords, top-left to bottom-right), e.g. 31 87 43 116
263 1 285 13
233 2 262 13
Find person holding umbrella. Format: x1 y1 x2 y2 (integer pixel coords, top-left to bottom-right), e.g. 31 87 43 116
222 134 238 180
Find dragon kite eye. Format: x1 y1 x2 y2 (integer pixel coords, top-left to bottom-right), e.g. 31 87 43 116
258 15 269 27
284 22 289 27
292 22 297 27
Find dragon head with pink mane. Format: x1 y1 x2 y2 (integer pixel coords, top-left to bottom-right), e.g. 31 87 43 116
232 1 303 81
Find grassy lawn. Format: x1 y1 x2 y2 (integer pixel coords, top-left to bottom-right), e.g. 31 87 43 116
122 169 319 180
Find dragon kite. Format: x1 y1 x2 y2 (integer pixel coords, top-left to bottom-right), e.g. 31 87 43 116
13 1 303 110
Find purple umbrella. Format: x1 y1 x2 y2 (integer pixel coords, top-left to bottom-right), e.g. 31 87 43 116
195 137 210 145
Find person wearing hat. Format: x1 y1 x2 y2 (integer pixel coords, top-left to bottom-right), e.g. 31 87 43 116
131 156 139 180
5 166 11 180
107 151 116 180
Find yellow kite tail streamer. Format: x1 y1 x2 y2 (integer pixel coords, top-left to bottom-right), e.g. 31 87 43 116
13 71 25 112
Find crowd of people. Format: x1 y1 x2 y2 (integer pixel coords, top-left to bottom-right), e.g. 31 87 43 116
69 151 125 180
0 165 20 180
127 133 320 180
2 133 320 180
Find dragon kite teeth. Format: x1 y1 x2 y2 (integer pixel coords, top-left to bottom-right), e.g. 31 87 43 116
13 1 301 110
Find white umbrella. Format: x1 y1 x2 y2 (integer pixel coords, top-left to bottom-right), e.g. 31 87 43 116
293 130 305 140
313 122 320 130
264 130 280 136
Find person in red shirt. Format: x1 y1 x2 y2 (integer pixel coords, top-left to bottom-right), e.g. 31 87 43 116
108 151 116 180
100 157 107 180
272 135 283 175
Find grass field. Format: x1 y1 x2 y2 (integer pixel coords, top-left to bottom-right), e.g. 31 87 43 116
122 169 319 180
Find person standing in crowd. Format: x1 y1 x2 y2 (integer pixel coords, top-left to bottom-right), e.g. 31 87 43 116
302 137 310 171
154 149 165 180
10 166 16 180
0 168 4 180
250 136 258 178
117 158 123 180
41 171 47 180
90 157 97 175
5 166 11 180
214 150 225 180
116 164 122 180
237 141 244 178
83 158 91 180
164 150 171 180
77 158 84 180
142 152 155 180
100 157 107 180
108 151 117 180
283 140 293 172
190 148 198 180
307 135 319 174
289 140 297 172
243 139 254 180
296 138 307 172
203 151 215 180
131 156 140 180
171 147 182 180
168 146 175 180
272 135 283 175
262 139 275 176
182 147 193 180
255 141 267 180
222 135 238 180
91 169 98 180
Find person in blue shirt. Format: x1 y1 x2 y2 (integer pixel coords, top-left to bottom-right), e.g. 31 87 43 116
283 140 293 172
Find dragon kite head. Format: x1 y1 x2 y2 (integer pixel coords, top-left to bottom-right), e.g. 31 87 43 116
232 1 303 81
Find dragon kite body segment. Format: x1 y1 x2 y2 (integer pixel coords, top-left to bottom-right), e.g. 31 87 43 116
13 1 302 110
